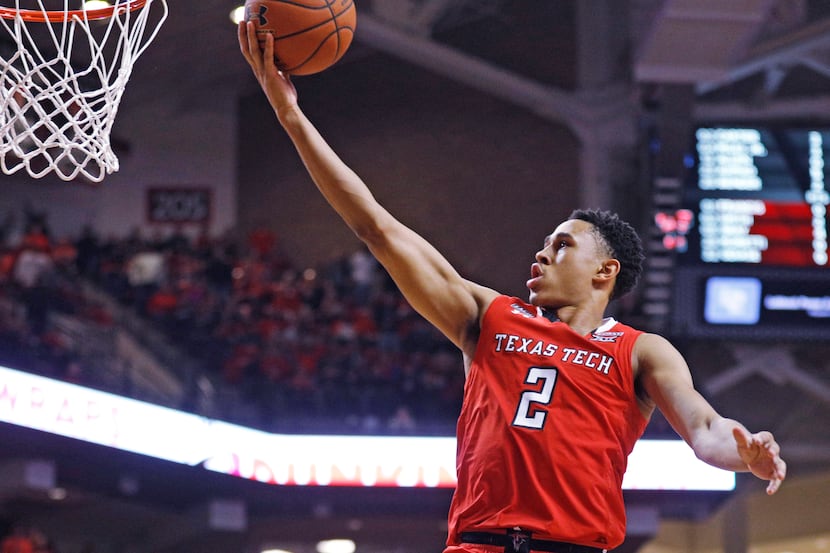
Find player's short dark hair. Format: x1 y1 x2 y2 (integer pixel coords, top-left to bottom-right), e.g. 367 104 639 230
569 208 645 300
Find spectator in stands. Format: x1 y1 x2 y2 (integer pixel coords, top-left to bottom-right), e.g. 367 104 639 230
19 218 50 253
74 225 101 278
348 246 378 305
12 224 55 336
1 525 35 553
125 248 165 314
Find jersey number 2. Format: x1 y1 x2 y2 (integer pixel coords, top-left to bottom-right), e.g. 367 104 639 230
512 367 559 430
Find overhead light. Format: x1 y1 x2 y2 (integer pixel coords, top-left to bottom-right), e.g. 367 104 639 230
316 540 356 553
230 5 245 24
261 549 294 553
84 0 112 9
47 487 67 501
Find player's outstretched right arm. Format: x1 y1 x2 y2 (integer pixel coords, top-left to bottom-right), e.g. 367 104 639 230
239 22 497 353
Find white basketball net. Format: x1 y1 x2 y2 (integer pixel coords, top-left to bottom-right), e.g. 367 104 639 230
0 0 168 182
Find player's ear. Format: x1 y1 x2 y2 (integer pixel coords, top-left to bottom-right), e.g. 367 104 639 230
595 258 620 283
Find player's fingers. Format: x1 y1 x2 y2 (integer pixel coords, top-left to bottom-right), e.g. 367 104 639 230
764 437 780 458
776 457 787 480
240 21 259 66
732 426 752 449
755 430 774 443
245 22 263 63
238 22 251 60
262 31 275 72
766 458 786 495
753 432 783 467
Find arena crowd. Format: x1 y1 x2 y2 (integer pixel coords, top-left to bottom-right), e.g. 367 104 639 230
0 212 463 435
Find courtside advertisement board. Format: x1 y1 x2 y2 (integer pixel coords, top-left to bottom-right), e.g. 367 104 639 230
0 365 735 491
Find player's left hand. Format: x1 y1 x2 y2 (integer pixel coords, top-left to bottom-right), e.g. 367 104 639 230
733 427 786 495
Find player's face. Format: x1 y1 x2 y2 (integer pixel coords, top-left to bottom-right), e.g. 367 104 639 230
526 219 608 308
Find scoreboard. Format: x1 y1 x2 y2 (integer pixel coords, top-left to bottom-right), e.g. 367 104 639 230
668 126 830 340
685 127 827 267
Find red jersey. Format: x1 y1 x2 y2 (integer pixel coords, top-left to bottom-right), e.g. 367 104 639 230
446 295 648 550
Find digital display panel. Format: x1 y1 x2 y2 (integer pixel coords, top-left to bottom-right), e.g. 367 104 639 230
680 127 828 268
669 126 830 340
672 267 830 339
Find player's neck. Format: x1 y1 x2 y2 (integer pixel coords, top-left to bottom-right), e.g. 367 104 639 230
552 303 609 336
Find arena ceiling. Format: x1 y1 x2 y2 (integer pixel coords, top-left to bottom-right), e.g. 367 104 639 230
119 0 830 118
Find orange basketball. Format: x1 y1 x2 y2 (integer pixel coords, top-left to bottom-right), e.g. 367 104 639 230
244 0 356 76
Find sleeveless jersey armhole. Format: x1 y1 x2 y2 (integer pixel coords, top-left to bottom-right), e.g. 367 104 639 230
469 295 512 371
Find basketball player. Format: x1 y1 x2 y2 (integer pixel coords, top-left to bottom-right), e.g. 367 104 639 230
239 23 786 553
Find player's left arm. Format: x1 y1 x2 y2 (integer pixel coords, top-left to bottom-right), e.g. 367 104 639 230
634 333 787 494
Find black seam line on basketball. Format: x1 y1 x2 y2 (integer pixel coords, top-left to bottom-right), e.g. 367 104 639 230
264 0 332 9
331 0 354 58
324 0 341 57
274 8 354 42
258 0 340 17
285 28 342 72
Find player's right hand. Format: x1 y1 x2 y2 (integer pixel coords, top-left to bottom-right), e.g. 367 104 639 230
238 21 299 118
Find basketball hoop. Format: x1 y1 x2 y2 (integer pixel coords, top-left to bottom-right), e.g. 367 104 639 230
0 0 168 182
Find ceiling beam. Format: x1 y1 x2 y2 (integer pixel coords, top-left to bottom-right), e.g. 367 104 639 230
353 13 590 136
697 16 830 93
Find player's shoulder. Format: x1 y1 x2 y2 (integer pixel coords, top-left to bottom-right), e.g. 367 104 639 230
459 282 502 356
633 331 675 349
467 283 506 316
632 331 686 369
480 292 541 321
